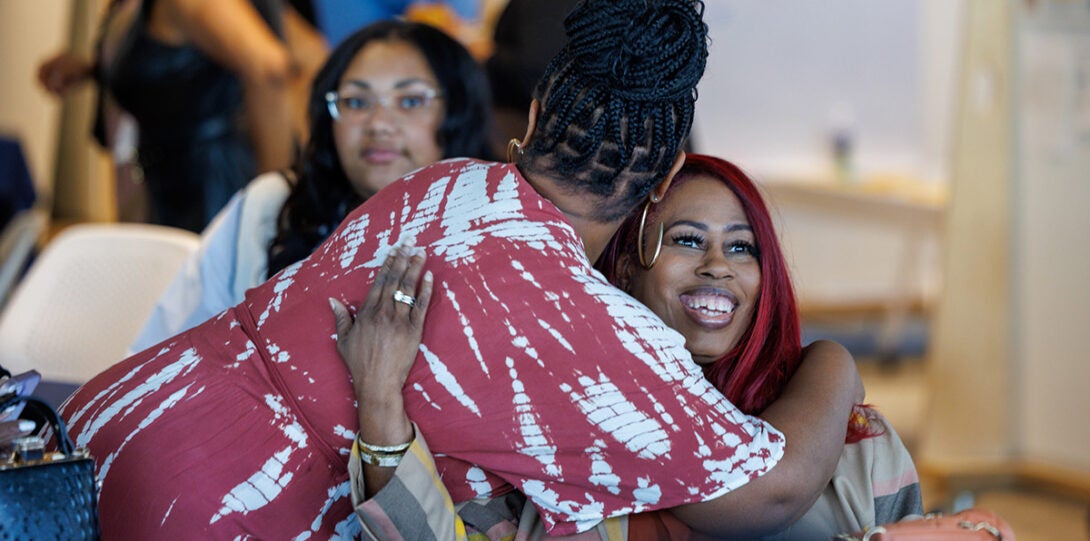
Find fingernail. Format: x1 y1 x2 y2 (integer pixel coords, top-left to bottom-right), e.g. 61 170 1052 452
328 297 338 311
424 270 433 282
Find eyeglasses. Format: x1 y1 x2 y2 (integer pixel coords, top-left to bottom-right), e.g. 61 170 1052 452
325 87 443 122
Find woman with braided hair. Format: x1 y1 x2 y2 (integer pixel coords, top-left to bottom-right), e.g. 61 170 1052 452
335 2 866 538
62 0 859 538
337 157 921 540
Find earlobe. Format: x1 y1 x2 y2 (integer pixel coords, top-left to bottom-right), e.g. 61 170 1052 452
651 150 686 202
615 253 636 293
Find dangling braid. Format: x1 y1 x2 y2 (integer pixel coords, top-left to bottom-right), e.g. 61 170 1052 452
521 0 708 222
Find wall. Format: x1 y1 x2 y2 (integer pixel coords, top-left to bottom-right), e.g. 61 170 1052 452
0 0 115 223
694 0 964 184
0 0 72 202
763 183 943 313
693 1 963 316
920 0 1016 467
921 0 1090 481
1016 3 1090 472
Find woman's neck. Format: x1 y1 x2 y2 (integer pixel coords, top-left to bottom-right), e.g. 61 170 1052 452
518 166 626 264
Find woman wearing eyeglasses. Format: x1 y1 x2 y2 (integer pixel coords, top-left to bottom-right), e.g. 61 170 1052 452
130 20 493 352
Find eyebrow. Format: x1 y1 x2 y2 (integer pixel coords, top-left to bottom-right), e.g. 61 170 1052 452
665 220 753 234
341 78 437 91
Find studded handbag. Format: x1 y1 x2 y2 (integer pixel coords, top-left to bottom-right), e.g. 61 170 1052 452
0 394 101 541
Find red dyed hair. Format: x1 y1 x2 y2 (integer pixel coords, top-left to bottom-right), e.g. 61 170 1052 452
597 154 876 442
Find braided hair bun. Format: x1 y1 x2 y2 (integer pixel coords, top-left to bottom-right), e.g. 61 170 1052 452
524 0 709 222
565 0 707 102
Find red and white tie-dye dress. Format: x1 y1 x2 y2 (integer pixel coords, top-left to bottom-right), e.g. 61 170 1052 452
62 158 785 538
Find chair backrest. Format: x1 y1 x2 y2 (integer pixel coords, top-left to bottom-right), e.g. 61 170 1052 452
0 208 48 312
0 223 200 384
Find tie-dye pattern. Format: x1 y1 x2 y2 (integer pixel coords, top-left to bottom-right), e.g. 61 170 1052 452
62 159 784 538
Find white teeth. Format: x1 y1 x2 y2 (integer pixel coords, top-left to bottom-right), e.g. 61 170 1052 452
684 296 735 314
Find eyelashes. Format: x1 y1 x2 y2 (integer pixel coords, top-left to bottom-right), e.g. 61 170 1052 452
671 232 705 248
669 233 760 258
728 240 760 258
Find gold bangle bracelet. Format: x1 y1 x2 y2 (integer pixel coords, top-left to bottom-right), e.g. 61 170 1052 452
358 448 405 468
356 433 412 454
355 432 411 468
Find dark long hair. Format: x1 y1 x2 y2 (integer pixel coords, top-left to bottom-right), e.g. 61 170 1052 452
267 20 493 277
598 154 878 442
517 0 708 222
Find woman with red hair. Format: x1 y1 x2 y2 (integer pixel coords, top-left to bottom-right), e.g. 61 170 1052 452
598 153 922 537
340 154 922 539
601 153 805 419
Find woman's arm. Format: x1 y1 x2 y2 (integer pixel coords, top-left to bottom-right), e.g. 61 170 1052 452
154 0 294 172
670 339 863 538
332 246 433 497
281 6 328 143
335 249 541 539
37 52 95 96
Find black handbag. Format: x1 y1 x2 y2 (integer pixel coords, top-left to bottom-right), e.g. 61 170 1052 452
0 394 101 541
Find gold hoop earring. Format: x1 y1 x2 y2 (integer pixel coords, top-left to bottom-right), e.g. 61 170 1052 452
507 138 524 162
637 198 663 269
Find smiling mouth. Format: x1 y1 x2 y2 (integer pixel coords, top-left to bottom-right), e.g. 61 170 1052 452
679 290 737 329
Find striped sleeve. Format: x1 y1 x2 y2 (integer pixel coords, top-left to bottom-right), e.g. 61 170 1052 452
351 425 467 541
349 425 632 540
868 416 924 524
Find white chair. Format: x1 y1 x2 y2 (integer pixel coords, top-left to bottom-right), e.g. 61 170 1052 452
0 208 48 312
0 223 200 394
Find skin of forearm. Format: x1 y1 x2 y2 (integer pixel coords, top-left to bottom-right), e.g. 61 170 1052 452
243 80 295 173
282 8 329 143
356 389 413 498
670 340 859 537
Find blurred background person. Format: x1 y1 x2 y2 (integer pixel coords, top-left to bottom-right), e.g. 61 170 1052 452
129 19 493 352
38 0 327 233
